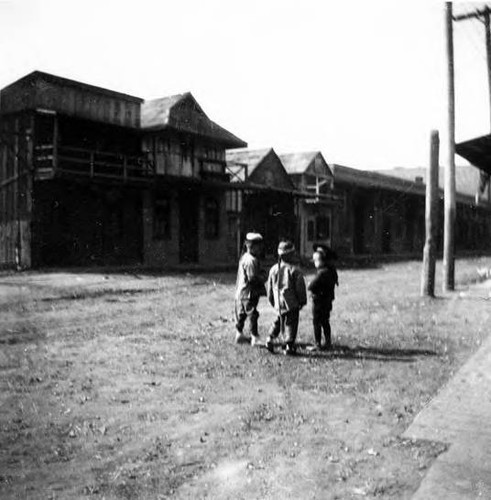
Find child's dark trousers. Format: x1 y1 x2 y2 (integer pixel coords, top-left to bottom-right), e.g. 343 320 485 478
312 301 332 347
235 296 260 338
268 309 300 348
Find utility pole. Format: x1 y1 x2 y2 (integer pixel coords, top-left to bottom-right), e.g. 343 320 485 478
421 130 440 297
443 1 456 292
485 9 491 123
453 6 491 203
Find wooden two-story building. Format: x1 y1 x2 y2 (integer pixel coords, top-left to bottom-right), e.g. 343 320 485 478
140 92 246 266
0 71 246 269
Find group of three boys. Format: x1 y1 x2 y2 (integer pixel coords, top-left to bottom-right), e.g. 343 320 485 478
234 232 338 355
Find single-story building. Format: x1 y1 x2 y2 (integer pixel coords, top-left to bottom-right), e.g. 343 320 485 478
330 163 491 257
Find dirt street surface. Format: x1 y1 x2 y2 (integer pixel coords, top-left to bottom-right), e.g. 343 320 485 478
1 258 490 499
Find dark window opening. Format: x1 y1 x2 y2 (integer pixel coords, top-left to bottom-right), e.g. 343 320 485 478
316 216 330 240
307 220 315 241
153 197 171 240
205 198 220 239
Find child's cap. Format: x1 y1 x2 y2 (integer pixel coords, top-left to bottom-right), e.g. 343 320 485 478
246 232 263 243
313 243 338 260
278 240 295 256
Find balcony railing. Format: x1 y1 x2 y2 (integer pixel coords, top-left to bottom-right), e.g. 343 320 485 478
198 157 230 183
34 144 154 182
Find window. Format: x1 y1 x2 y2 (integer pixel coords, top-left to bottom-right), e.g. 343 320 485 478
226 190 242 213
125 107 133 124
153 197 171 240
316 216 330 240
114 101 121 121
205 198 220 238
307 216 330 241
307 219 315 241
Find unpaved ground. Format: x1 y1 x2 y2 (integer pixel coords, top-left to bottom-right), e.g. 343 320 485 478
0 258 490 499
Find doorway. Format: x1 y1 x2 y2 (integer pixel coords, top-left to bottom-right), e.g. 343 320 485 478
179 190 199 263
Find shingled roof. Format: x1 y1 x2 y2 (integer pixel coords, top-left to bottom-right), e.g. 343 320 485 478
141 92 246 148
226 148 295 189
332 164 427 196
279 151 332 176
226 148 272 176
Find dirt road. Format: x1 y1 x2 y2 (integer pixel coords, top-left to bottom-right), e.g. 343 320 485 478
1 258 490 499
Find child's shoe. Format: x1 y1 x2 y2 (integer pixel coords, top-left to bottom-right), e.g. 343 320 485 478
284 344 296 356
235 329 246 343
323 341 333 351
250 335 263 347
266 337 275 353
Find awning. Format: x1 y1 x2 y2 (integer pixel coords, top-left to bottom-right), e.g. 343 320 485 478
456 134 491 175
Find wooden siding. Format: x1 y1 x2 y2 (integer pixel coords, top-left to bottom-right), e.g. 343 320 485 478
248 150 293 189
331 181 491 257
142 187 229 267
142 132 226 179
31 180 143 267
1 73 141 128
242 191 296 257
0 113 33 268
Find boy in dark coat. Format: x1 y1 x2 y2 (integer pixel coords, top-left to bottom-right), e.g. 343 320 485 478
308 244 339 350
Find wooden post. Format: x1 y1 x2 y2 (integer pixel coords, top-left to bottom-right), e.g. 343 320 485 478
484 9 491 197
90 152 94 178
485 9 491 125
421 130 440 297
52 115 58 170
14 118 20 269
454 7 491 203
443 1 456 291
25 117 34 269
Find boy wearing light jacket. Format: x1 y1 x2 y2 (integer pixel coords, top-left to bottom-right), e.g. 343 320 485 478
266 240 307 355
234 232 267 346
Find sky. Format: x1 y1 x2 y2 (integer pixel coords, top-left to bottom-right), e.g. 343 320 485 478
0 0 490 169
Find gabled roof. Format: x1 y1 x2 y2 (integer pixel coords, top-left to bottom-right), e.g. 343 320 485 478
141 92 246 148
226 148 295 189
279 151 332 176
226 148 272 176
0 70 143 104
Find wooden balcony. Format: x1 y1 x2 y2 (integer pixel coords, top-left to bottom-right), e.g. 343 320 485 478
34 144 154 183
198 157 231 183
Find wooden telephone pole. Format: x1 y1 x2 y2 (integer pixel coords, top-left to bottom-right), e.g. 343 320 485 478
450 2 491 290
453 6 491 121
443 1 456 292
421 130 440 297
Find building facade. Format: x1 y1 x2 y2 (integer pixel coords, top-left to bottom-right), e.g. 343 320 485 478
331 164 491 257
2 71 490 270
0 71 246 269
225 148 297 257
280 151 338 259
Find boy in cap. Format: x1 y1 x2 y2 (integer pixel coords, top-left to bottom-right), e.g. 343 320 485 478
308 244 339 350
266 240 307 355
234 232 267 346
